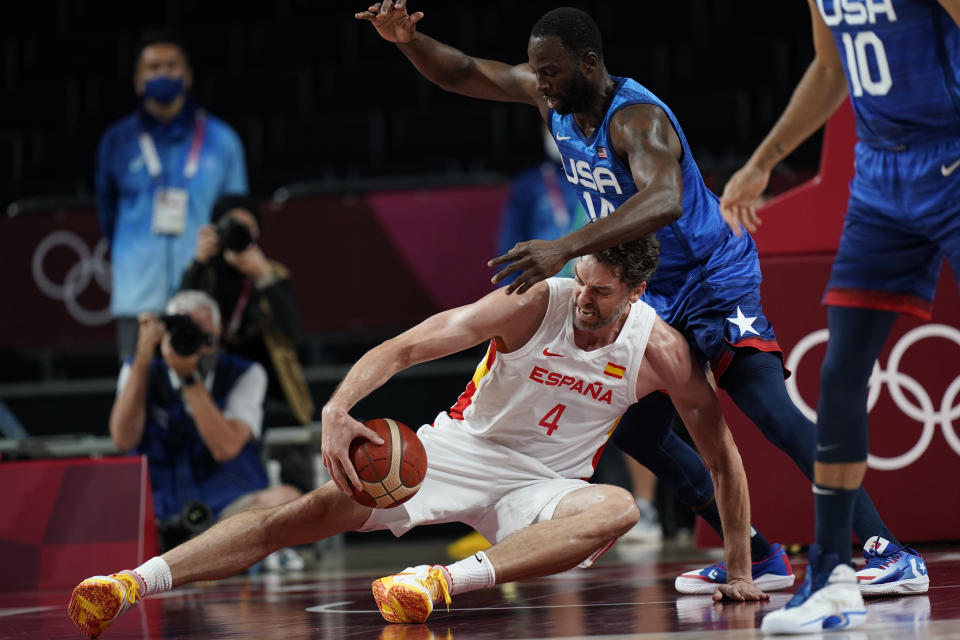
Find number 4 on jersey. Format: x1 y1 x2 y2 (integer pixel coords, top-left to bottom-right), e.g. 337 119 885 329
538 403 567 436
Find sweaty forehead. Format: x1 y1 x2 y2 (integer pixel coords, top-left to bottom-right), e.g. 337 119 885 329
575 257 622 285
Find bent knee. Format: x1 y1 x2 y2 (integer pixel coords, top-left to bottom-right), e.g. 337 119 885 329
588 486 639 538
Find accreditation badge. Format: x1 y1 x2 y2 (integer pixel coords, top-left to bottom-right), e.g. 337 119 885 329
151 187 189 235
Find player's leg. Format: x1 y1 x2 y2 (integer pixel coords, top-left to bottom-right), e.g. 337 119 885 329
68 483 370 637
371 482 638 624
761 306 894 634
717 348 897 546
612 393 793 593
483 483 638 583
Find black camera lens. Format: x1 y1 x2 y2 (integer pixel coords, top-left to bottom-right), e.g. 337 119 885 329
216 216 253 253
159 314 212 356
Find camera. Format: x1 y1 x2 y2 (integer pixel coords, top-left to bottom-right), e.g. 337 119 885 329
216 216 253 253
156 500 213 552
159 313 213 356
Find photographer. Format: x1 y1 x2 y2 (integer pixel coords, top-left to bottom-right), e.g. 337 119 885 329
180 195 315 493
109 290 300 552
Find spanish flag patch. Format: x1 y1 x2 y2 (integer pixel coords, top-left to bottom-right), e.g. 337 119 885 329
603 362 626 379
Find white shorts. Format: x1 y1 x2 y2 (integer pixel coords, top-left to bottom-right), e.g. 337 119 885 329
359 424 590 543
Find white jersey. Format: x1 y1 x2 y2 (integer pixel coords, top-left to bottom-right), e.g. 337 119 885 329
431 277 656 479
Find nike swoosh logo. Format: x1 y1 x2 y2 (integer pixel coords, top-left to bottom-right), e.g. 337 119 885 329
942 159 960 176
542 348 564 357
555 135 571 141
816 443 840 453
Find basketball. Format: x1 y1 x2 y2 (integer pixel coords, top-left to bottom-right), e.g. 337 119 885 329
348 418 428 509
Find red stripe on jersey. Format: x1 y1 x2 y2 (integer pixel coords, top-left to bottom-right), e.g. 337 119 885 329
713 337 783 380
447 340 498 421
824 287 933 321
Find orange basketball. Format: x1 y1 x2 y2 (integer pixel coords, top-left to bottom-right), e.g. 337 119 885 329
349 418 427 509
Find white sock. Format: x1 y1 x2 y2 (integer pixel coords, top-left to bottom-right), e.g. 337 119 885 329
441 551 496 595
131 557 173 596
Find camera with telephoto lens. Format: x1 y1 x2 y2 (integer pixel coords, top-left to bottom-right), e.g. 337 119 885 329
159 313 213 356
216 216 253 253
156 500 213 552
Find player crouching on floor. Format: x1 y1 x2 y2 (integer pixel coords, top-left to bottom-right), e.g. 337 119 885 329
68 237 766 638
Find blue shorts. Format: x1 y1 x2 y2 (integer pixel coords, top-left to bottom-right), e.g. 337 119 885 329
643 231 781 380
826 138 960 319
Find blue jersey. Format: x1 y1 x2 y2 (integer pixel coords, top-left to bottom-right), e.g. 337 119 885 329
96 100 248 317
548 77 781 369
548 76 730 280
815 0 960 149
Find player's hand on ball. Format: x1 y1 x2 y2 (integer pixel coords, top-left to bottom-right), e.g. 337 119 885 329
354 0 424 44
712 579 769 602
321 405 384 494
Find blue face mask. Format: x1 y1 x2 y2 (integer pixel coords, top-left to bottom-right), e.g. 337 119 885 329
143 75 185 104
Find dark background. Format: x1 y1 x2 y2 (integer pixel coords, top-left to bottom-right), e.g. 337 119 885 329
0 0 823 442
1 0 821 208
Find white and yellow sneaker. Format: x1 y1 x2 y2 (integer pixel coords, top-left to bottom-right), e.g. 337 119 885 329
67 571 143 638
372 565 451 623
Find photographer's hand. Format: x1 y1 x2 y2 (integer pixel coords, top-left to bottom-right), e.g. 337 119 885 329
135 313 164 363
195 225 220 264
224 245 271 281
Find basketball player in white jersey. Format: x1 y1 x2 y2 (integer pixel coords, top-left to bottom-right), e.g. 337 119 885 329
67 237 765 637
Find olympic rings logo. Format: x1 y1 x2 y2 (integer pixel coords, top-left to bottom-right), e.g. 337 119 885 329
785 325 960 471
31 230 112 326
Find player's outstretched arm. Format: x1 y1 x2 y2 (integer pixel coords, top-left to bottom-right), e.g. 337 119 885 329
356 1 540 108
719 0 848 236
490 103 683 295
321 282 550 493
637 317 768 602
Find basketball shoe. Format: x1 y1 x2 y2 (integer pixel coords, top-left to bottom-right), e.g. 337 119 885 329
674 542 795 594
856 535 929 595
67 571 143 638
761 544 866 634
372 565 451 623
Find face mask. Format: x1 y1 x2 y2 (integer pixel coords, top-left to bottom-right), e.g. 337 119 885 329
144 76 185 104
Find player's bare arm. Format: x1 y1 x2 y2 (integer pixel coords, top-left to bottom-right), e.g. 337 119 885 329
490 104 683 295
719 0 849 236
321 282 550 493
356 1 540 108
637 317 767 603
939 0 960 27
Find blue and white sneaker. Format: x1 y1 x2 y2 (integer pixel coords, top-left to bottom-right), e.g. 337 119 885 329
675 542 795 594
761 544 866 634
856 535 929 595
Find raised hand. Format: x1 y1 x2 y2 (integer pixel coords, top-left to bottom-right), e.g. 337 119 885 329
354 0 424 44
719 164 770 237
488 239 570 295
194 225 220 264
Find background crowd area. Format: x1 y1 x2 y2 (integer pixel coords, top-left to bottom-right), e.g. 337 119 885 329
2 0 825 545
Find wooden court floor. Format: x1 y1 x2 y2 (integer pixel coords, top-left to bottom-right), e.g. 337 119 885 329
3 539 958 639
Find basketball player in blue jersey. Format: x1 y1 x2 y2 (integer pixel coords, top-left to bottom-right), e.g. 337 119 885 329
356 0 924 602
721 0 958 634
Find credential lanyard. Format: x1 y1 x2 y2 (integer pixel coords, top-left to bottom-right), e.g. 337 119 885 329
138 110 207 182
